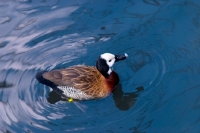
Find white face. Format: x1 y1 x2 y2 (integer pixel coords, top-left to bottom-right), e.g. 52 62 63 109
100 53 115 67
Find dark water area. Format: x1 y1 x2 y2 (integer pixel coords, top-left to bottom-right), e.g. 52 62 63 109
1 0 200 132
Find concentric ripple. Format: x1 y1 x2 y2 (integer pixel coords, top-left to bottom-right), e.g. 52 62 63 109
1 0 200 133
117 46 167 91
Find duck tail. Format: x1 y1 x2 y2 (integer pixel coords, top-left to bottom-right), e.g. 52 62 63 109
35 71 54 87
35 71 64 94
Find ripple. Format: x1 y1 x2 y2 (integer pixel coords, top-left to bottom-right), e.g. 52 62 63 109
15 18 37 30
125 0 166 16
0 29 92 132
0 102 13 125
30 122 51 131
19 99 47 120
1 0 200 132
115 46 167 91
0 16 11 24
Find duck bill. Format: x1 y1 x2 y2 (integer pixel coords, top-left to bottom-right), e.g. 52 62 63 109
115 53 128 62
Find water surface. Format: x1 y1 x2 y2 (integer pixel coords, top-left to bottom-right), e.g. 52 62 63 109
1 0 200 132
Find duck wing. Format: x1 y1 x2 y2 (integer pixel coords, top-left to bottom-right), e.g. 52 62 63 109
42 66 103 95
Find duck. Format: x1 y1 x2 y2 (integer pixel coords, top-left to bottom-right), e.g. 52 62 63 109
35 53 128 100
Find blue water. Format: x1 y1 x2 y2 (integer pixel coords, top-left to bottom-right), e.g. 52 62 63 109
1 0 200 132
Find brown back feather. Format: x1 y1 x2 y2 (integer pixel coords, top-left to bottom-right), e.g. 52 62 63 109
43 65 109 98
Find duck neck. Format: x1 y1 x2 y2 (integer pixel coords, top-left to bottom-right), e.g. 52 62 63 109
105 71 119 91
96 58 111 79
98 69 110 79
99 67 113 79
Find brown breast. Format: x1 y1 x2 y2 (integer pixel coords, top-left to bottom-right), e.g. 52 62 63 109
103 71 120 92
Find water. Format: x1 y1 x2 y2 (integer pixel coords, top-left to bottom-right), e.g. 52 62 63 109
0 0 200 132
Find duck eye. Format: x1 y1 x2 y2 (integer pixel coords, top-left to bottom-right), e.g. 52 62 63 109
109 59 112 62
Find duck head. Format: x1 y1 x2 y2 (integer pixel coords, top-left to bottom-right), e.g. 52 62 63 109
96 53 128 78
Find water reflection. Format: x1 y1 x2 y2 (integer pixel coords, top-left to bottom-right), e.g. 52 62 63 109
1 0 200 132
47 90 64 104
47 84 144 111
113 84 144 111
0 81 13 88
